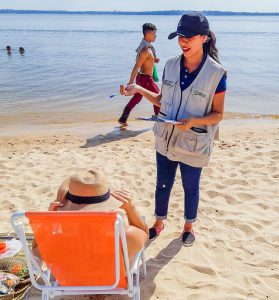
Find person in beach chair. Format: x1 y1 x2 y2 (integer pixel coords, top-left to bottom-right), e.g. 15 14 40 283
12 169 148 300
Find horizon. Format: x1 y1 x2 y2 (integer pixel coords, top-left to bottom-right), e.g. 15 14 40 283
1 9 279 14
1 0 279 13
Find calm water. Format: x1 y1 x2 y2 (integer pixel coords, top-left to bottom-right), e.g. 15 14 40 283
0 14 278 124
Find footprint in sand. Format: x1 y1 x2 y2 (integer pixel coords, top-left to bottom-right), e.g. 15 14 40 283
263 277 279 291
206 190 222 198
170 202 179 209
237 223 257 235
25 162 34 168
239 169 251 176
257 203 269 210
271 154 279 161
134 200 150 208
215 183 226 189
223 195 239 204
29 169 41 176
34 186 49 195
223 178 249 186
237 192 256 201
240 263 268 274
188 264 217 276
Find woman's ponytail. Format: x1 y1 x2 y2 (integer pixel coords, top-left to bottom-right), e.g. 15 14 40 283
203 30 220 63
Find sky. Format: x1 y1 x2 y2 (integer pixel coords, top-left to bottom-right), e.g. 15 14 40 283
0 0 279 13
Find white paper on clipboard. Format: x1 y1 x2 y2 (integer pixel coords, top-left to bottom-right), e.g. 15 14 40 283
136 116 183 125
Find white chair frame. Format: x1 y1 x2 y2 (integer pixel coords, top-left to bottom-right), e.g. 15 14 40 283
11 212 146 300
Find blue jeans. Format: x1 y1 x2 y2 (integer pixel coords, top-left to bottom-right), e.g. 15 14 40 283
155 152 202 223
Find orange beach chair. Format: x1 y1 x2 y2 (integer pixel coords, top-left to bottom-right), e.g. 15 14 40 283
11 211 146 300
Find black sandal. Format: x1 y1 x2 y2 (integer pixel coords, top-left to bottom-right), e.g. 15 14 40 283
182 231 195 247
148 224 165 241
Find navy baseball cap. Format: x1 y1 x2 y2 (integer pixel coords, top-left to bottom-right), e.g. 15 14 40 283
168 11 210 40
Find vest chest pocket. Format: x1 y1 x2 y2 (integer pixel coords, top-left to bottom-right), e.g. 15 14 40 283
186 88 209 116
175 130 211 156
160 80 178 114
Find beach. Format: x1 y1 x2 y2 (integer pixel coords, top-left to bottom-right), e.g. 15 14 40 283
1 119 278 299
0 9 279 300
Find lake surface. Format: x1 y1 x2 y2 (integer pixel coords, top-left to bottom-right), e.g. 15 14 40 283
0 14 278 125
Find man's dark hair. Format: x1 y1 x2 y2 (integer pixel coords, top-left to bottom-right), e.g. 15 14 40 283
142 23 157 35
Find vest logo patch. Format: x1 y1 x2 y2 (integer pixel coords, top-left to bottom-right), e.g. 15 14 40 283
163 79 175 87
194 90 207 98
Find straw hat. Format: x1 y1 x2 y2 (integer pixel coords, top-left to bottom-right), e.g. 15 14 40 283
56 169 122 211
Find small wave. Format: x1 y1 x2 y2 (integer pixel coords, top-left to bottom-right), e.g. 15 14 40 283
217 31 279 35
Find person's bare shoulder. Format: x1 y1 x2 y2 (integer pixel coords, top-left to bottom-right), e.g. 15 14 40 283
139 46 152 57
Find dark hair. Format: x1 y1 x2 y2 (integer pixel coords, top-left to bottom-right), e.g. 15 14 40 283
142 23 157 35
203 30 220 63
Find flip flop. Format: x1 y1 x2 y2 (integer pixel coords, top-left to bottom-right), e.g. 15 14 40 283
149 224 164 241
118 120 128 127
182 231 195 247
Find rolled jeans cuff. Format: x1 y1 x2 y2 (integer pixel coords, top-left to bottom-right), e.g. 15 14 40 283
184 217 196 223
154 213 167 220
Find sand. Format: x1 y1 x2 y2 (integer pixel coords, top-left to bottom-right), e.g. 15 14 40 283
0 120 278 299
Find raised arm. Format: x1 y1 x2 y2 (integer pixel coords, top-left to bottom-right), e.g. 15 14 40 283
111 190 148 262
120 84 161 107
111 191 148 234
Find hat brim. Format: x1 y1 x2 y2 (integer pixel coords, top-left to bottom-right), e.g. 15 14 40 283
60 194 122 212
56 176 122 212
168 31 198 40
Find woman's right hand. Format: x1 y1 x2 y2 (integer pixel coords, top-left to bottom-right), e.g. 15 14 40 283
49 201 64 211
120 84 139 96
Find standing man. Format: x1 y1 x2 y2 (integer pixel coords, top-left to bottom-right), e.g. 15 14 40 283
118 23 160 127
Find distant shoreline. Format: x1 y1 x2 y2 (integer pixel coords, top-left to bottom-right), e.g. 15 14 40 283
0 9 279 16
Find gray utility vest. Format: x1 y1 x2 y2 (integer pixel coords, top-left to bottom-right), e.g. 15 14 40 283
153 54 226 167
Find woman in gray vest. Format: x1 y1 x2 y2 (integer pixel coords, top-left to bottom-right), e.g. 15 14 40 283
120 11 227 246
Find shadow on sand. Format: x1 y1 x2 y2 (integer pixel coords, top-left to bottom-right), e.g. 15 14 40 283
140 238 183 299
80 127 150 148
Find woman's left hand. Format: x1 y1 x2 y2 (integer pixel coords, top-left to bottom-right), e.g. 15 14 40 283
111 190 134 211
176 118 193 131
